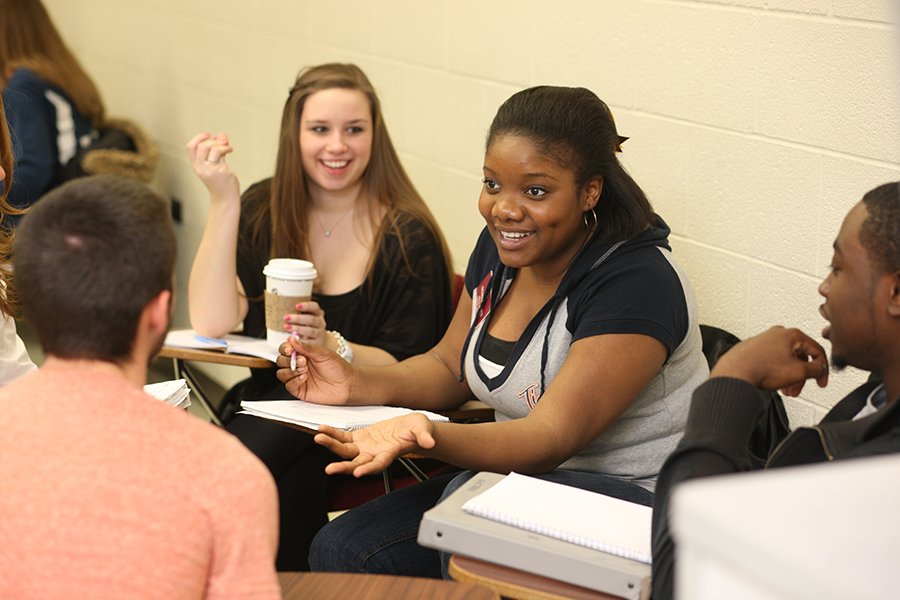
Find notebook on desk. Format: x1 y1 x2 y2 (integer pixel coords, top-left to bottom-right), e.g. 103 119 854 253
239 399 449 431
418 471 651 600
164 329 278 362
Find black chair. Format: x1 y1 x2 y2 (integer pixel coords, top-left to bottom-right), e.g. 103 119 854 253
699 324 791 465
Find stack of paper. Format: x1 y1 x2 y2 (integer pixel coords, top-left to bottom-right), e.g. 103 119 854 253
164 329 278 363
145 379 192 410
239 399 449 431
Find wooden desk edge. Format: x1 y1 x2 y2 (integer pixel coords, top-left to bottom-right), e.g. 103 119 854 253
449 555 639 600
158 345 273 369
278 571 500 599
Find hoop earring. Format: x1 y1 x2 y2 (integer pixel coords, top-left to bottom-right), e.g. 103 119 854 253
583 207 598 230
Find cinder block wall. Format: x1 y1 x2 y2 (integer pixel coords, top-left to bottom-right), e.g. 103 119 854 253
43 0 899 423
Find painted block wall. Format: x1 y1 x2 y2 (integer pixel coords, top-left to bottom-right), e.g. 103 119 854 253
42 0 899 423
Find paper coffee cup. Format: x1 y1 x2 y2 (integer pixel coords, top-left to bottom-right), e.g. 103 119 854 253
263 258 317 349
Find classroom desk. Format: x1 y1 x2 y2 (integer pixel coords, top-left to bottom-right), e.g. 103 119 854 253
449 555 640 600
157 345 272 426
278 570 500 599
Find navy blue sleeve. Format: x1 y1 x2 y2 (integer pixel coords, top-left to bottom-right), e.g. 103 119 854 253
568 247 689 356
3 71 57 210
464 227 497 294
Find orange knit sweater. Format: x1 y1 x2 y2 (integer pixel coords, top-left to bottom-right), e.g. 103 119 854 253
0 365 280 598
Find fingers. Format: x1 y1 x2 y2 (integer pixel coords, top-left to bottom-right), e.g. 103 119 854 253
283 302 327 342
789 334 829 388
186 131 234 168
186 132 210 160
281 335 306 356
323 460 359 476
314 432 360 462
283 322 326 343
275 354 309 384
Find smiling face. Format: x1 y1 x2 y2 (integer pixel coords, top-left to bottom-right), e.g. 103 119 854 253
819 202 880 370
299 88 373 197
479 134 601 278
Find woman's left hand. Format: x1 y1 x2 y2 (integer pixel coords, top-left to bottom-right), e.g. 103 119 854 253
283 300 329 348
314 413 436 477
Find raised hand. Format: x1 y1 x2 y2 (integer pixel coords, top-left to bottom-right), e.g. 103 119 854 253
313 413 436 477
711 326 829 396
186 132 239 200
276 336 353 404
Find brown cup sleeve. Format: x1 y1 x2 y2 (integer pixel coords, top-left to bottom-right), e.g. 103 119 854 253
264 291 311 330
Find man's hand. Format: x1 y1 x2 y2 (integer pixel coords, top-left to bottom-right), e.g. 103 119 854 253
711 326 829 396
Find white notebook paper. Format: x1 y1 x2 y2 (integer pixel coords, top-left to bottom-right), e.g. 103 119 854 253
461 472 652 564
239 399 449 431
164 329 278 363
144 379 192 410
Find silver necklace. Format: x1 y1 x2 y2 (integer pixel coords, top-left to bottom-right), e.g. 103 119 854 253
316 206 354 237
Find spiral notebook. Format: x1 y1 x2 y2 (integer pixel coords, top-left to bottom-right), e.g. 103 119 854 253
462 471 651 563
418 471 651 599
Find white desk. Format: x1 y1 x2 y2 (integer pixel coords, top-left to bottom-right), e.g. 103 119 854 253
671 454 900 600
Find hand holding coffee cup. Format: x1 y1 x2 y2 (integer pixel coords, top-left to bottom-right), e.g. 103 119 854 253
263 258 317 349
283 299 328 347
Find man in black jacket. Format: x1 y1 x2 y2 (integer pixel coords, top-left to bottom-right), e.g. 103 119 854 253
651 181 900 599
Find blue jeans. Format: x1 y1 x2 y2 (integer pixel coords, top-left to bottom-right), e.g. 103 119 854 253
308 469 653 578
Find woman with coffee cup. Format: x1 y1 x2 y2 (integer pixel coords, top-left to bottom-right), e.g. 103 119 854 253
279 86 709 577
187 63 453 570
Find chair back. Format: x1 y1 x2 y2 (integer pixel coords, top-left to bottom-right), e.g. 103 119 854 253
699 324 791 464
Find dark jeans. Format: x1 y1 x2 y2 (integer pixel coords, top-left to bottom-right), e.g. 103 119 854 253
309 468 653 578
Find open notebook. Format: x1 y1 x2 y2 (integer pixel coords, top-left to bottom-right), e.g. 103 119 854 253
239 399 449 431
164 329 278 363
418 471 651 599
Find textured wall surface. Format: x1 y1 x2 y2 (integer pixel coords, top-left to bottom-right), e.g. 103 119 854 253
43 0 899 419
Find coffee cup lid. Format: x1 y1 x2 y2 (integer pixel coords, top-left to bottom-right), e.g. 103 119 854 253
263 258 317 280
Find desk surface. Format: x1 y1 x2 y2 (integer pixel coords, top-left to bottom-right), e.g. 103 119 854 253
278 570 499 599
158 345 273 369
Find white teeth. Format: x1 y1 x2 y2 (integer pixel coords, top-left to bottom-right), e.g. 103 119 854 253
323 160 348 168
500 231 531 240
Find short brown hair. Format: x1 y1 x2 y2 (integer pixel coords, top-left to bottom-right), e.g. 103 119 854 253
13 175 175 361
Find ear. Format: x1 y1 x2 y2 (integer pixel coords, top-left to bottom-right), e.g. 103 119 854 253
143 290 172 335
582 176 603 212
887 271 900 318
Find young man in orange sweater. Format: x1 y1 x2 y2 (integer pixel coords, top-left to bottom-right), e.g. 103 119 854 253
0 174 280 599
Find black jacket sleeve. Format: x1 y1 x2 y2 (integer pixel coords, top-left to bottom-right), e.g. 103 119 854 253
650 377 769 600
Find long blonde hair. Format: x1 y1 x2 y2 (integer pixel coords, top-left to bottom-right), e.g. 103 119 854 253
0 0 105 126
247 63 452 285
0 95 26 317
